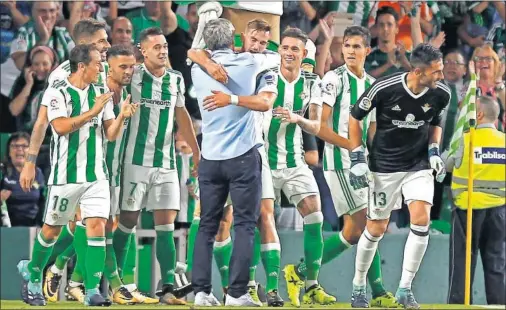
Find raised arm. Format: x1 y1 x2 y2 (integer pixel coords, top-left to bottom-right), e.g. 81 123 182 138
160 1 178 36
49 92 113 136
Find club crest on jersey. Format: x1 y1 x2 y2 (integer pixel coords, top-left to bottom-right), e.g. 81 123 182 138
90 117 99 128
392 114 425 129
422 103 431 113
299 92 308 100
474 147 506 164
359 97 372 111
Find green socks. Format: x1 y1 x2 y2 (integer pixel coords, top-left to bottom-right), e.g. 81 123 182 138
303 212 324 284
73 223 88 281
260 243 281 292
85 237 106 290
122 233 136 285
213 237 232 288
155 224 176 285
187 217 200 272
29 231 56 283
368 250 387 297
295 231 387 297
49 223 74 266
249 228 261 284
113 223 134 276
54 243 76 271
104 232 123 290
296 231 351 278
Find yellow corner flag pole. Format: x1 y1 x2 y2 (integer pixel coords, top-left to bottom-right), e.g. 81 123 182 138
464 118 476 306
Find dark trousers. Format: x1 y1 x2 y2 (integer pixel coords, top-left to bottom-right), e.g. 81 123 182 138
448 205 506 305
192 147 262 297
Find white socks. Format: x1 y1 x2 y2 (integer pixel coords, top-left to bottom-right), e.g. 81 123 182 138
399 224 429 289
353 228 383 288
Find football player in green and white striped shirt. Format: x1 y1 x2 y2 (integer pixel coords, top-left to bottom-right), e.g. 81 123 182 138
318 26 398 309
17 45 137 307
112 27 199 306
262 28 333 307
26 19 115 304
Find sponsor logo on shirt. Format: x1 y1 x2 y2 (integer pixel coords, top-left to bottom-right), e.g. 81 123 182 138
140 98 171 109
392 114 425 129
474 147 506 164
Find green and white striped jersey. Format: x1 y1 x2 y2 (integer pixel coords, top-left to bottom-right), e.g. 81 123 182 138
321 65 376 171
328 1 376 27
46 60 110 90
44 79 115 185
123 64 185 169
10 20 75 63
105 88 129 187
263 69 322 170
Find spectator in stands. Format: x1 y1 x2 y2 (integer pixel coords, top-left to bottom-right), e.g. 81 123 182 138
128 1 163 44
9 46 59 133
441 50 468 152
0 132 45 227
472 45 505 130
10 1 74 71
0 1 30 64
111 17 133 46
445 96 505 305
365 6 421 78
375 1 434 51
457 1 505 59
161 2 200 120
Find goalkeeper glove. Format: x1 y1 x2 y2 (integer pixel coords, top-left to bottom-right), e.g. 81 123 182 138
429 143 446 183
349 146 371 190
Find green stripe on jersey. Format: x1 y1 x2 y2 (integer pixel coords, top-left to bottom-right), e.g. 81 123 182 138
86 86 97 182
267 78 284 169
331 90 344 171
285 78 304 167
66 88 81 184
153 74 171 167
132 72 153 166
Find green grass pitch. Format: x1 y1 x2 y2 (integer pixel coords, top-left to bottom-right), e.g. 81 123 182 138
0 300 487 309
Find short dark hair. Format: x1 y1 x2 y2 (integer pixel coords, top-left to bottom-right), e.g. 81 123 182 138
444 48 467 62
343 26 371 47
281 27 308 45
376 6 399 24
3 131 31 174
69 44 97 73
410 43 443 68
107 44 135 60
139 27 164 44
246 19 271 33
73 18 107 42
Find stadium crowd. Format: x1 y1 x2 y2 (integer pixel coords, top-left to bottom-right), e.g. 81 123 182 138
0 0 504 308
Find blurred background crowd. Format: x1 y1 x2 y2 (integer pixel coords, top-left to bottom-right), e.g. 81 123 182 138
0 1 505 232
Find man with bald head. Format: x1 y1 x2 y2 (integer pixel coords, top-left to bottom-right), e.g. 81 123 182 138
444 96 506 305
111 17 133 46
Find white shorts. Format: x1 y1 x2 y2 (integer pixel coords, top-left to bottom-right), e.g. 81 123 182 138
272 165 319 206
44 180 110 226
110 186 120 217
324 169 368 217
368 169 434 220
225 146 275 205
120 163 180 212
